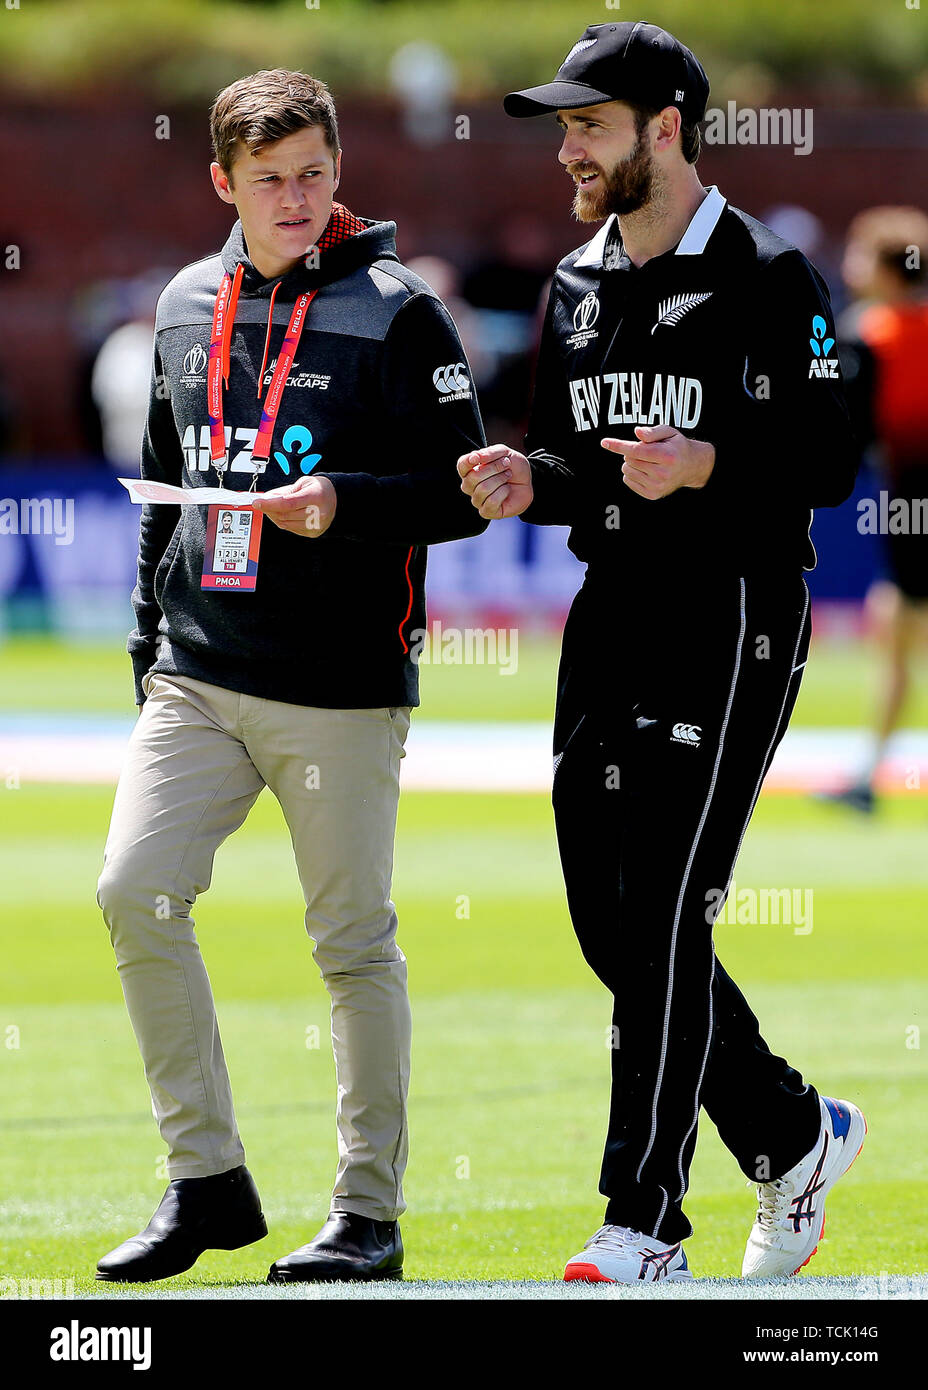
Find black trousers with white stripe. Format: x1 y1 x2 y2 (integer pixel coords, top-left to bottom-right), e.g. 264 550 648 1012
552 570 822 1244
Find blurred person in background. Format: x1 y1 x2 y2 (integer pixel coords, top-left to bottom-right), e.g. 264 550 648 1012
462 213 551 316
90 274 161 471
462 214 552 445
823 207 928 813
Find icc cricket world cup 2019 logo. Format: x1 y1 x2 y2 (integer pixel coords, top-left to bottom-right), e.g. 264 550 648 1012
573 292 600 333
568 291 601 350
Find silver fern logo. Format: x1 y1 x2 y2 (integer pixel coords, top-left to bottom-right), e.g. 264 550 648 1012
651 292 713 334
563 37 596 66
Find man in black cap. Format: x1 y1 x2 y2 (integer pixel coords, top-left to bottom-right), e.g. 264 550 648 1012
459 21 866 1283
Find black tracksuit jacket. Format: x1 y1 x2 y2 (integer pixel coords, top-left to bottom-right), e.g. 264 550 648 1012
128 216 486 708
521 185 858 583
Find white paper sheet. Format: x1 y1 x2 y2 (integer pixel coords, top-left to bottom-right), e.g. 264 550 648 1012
118 478 259 507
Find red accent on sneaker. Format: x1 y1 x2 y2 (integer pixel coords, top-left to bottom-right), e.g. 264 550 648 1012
564 1262 615 1284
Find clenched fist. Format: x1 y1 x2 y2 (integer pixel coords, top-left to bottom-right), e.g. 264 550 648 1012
457 445 534 520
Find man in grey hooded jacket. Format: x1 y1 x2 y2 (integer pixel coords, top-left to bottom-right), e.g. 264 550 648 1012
96 67 486 1286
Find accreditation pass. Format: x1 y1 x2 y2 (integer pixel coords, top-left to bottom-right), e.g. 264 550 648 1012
201 505 263 592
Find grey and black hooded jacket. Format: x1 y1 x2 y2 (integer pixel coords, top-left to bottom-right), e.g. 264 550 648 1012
128 214 486 708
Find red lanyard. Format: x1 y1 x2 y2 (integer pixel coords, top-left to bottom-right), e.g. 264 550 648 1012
207 263 316 473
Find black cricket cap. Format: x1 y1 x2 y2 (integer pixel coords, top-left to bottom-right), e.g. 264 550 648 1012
504 20 709 124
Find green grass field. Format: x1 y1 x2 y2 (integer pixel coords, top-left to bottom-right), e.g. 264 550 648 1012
0 635 926 1293
1 788 926 1290
3 629 928 728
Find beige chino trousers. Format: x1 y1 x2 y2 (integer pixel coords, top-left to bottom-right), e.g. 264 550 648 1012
96 672 411 1221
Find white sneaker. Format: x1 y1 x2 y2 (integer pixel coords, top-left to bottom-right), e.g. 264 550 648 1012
742 1095 867 1279
564 1224 694 1283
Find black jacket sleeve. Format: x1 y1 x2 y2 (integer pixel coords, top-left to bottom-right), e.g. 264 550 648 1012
702 250 858 509
519 281 580 526
319 292 488 546
127 339 184 705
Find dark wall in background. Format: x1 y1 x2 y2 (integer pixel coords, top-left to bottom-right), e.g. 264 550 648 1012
1 91 926 456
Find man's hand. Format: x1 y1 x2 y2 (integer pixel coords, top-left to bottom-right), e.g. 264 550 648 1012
251 475 337 537
601 425 715 500
457 445 534 520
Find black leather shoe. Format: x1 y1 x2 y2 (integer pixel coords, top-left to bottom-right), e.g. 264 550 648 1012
267 1211 403 1283
96 1165 268 1283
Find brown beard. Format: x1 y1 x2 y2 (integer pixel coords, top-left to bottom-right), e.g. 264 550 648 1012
572 125 654 223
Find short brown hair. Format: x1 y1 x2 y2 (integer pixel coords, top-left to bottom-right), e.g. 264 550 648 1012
210 69 340 180
630 101 701 165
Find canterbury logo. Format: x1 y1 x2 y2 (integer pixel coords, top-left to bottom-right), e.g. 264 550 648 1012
433 362 471 394
651 292 713 334
671 722 702 745
573 292 600 332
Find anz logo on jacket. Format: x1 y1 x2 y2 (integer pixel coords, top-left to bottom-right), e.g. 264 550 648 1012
180 422 322 476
